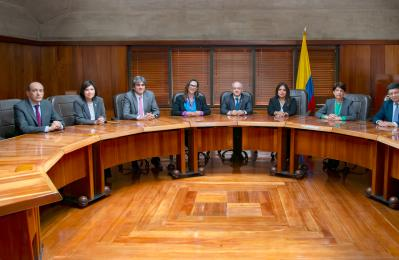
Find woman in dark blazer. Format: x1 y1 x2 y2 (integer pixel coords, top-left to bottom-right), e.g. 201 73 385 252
74 80 106 125
315 82 356 121
171 79 211 116
267 82 297 117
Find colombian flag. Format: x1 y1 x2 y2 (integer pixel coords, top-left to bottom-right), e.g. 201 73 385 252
296 29 315 112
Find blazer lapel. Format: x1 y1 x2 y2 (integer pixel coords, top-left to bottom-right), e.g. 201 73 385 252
388 101 394 120
40 101 50 126
92 99 99 118
132 93 139 114
328 100 335 114
143 92 149 113
342 99 349 115
25 100 39 125
239 94 243 110
83 102 91 119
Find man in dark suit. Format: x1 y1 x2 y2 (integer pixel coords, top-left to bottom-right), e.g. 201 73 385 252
14 82 64 134
373 82 399 127
123 76 160 120
122 76 162 171
220 81 253 115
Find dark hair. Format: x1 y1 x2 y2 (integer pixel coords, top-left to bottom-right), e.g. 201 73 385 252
79 80 97 100
184 79 200 98
387 82 399 90
275 82 291 99
333 82 346 92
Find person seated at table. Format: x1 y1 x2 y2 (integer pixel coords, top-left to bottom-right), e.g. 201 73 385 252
220 81 253 116
123 75 160 120
267 82 297 117
73 80 106 125
171 79 211 116
123 76 162 171
14 81 64 134
373 82 399 127
315 82 356 121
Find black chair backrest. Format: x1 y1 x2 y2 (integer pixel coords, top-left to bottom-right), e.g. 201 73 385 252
113 93 127 120
290 89 308 115
0 98 20 139
48 95 79 126
344 93 372 121
172 92 185 105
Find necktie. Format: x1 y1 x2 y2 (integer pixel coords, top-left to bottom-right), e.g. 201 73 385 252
34 104 42 126
394 103 399 122
138 96 144 117
235 97 240 110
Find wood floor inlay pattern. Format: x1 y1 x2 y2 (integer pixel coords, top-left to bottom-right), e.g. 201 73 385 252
41 168 399 259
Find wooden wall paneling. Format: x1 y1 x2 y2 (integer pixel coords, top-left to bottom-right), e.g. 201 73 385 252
0 43 40 99
370 45 385 114
0 42 18 98
21 45 41 97
81 46 128 119
109 46 128 117
339 45 371 95
39 46 84 97
374 75 392 114
53 46 84 94
385 45 399 76
39 46 60 96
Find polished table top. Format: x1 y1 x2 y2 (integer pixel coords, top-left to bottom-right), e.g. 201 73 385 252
1 115 399 216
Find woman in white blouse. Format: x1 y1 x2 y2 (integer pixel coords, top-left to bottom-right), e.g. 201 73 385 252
73 80 106 125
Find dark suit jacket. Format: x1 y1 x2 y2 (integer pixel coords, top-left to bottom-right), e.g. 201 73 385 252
372 100 399 124
267 96 297 116
171 94 211 116
220 93 253 115
122 90 160 120
14 99 65 134
315 97 356 120
73 96 106 125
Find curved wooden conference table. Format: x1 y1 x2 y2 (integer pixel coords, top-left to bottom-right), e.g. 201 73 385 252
0 114 398 259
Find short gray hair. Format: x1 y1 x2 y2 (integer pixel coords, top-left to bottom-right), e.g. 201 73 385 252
132 76 146 87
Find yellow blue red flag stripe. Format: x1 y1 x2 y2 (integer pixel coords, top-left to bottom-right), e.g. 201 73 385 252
296 30 315 112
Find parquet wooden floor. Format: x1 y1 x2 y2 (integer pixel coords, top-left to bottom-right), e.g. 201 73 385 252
41 154 399 259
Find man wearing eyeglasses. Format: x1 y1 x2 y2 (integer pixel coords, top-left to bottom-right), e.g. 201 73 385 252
220 81 253 116
373 82 399 127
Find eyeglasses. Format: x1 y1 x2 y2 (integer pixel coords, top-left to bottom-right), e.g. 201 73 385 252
189 84 198 88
